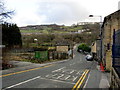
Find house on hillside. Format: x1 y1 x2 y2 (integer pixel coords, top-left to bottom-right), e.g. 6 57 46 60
91 42 97 59
91 38 101 61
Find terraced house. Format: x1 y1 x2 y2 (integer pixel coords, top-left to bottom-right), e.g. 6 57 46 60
102 10 120 71
101 10 120 88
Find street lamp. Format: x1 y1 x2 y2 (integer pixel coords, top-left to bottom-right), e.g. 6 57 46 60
89 15 102 64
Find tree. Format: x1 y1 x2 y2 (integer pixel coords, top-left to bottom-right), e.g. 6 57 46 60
1 0 19 69
78 43 91 52
0 0 14 23
2 23 22 69
2 23 22 48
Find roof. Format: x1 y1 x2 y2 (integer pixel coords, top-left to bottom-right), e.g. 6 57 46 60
102 10 120 28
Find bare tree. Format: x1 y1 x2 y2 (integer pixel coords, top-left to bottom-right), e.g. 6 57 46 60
0 0 15 69
0 0 14 23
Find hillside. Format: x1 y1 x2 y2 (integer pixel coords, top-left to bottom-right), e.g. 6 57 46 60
20 23 100 46
19 24 84 34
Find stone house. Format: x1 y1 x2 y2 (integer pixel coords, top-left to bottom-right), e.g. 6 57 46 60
91 38 101 61
101 10 120 71
91 41 97 59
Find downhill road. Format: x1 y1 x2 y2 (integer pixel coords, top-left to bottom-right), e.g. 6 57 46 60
1 48 104 89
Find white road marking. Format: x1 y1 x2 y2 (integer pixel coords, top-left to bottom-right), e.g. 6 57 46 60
65 75 71 80
62 70 65 73
70 63 75 66
52 74 58 77
46 75 49 77
52 67 65 73
72 76 78 81
40 77 75 85
57 74 64 79
76 71 80 75
76 70 84 75
5 76 40 89
83 72 90 88
70 70 75 74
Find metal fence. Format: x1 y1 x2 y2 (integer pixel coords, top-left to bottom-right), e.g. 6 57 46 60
112 29 120 77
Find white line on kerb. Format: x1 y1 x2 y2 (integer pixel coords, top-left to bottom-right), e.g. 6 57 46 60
52 67 65 73
5 76 40 89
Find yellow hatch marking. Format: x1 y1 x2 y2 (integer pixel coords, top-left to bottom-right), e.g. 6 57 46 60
76 70 89 89
72 69 87 90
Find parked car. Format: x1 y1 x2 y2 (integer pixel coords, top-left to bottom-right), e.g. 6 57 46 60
77 49 82 53
85 54 93 61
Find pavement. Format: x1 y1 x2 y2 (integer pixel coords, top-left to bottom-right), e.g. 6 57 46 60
1 59 69 75
99 72 110 88
97 65 110 88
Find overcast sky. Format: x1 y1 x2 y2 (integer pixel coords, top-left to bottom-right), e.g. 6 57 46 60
5 0 120 26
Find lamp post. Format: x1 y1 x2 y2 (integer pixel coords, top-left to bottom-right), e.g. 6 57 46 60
89 15 102 64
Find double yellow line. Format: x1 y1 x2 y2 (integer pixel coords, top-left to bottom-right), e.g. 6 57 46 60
72 69 89 90
0 64 53 78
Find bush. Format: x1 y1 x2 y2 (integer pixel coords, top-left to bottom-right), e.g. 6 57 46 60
78 43 91 52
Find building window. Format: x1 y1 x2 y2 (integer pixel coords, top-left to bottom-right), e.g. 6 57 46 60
107 43 110 50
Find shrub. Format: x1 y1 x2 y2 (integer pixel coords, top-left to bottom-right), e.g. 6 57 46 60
78 43 91 52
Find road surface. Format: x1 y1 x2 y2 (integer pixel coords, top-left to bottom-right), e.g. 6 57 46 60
1 48 108 89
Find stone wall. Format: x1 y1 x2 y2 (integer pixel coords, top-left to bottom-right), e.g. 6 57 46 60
111 68 120 88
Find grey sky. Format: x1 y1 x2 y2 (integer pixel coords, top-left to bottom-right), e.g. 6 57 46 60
37 1 89 25
5 0 120 26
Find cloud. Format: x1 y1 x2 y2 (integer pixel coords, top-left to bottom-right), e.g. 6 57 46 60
11 13 46 26
6 0 120 26
36 0 90 25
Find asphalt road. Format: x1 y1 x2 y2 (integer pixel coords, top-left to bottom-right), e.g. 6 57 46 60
1 48 104 89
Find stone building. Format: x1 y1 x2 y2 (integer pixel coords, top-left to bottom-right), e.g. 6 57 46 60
102 10 120 71
91 41 97 60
